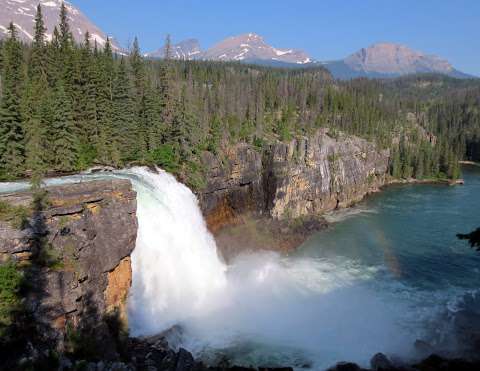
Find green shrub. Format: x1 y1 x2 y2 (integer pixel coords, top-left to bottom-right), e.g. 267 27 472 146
253 136 265 149
0 263 23 337
76 143 97 170
185 160 206 191
0 201 31 229
148 144 180 173
38 244 64 270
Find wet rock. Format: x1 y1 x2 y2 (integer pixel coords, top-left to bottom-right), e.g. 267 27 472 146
414 340 435 358
370 353 394 370
175 348 196 371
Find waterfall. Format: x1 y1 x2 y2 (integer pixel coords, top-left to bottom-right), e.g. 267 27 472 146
121 168 228 335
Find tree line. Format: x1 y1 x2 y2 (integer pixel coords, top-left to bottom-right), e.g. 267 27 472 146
1 3 479 189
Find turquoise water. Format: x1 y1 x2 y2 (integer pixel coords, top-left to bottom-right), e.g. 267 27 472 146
301 165 480 292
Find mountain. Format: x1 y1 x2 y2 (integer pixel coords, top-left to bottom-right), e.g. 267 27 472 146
201 33 312 64
145 38 201 59
323 43 473 79
146 33 312 65
146 36 473 80
0 0 121 51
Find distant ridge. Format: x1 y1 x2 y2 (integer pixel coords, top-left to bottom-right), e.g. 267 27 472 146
322 43 475 79
2 0 471 80
146 36 474 80
146 33 312 65
145 39 202 59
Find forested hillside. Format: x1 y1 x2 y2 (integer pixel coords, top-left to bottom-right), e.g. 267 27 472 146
0 4 479 188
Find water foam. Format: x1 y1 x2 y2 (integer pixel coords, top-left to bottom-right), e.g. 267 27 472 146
120 168 228 335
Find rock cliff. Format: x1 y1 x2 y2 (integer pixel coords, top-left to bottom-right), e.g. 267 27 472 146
0 179 137 358
199 128 389 256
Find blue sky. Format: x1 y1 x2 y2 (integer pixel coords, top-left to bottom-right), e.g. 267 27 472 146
74 0 480 75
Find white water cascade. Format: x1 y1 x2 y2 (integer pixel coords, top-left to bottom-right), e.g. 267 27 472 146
125 168 227 335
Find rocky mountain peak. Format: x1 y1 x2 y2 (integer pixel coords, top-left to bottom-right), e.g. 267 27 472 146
344 42 454 75
145 38 202 59
200 33 312 64
0 0 121 51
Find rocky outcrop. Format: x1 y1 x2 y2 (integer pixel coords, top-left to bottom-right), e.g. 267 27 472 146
198 129 389 258
0 179 137 355
264 129 389 219
199 129 389 244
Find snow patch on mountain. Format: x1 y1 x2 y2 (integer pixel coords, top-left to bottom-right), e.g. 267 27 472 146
0 0 122 51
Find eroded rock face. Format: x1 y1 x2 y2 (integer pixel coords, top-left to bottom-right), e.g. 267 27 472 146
0 179 137 352
199 128 389 225
265 129 389 220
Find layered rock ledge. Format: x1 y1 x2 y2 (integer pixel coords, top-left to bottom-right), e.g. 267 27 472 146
0 179 137 358
199 128 389 258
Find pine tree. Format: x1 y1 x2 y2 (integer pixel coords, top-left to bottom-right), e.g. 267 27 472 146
23 79 48 185
130 37 146 104
164 34 172 60
46 26 61 85
72 32 98 168
143 83 163 151
96 38 117 165
158 35 176 130
59 2 72 50
391 149 402 179
51 82 78 171
29 4 48 80
0 24 25 178
112 58 136 162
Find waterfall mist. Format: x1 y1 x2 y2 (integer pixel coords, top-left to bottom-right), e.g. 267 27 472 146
123 168 420 369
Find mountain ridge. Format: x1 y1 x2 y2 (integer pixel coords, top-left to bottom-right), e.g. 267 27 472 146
324 42 474 79
0 0 474 80
146 33 312 65
146 36 474 79
0 0 122 51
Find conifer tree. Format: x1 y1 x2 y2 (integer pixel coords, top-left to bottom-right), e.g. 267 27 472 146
29 4 48 80
0 24 25 178
59 2 72 50
96 38 116 164
23 80 48 185
112 58 136 162
51 82 78 171
130 37 146 104
158 34 176 131
143 83 162 152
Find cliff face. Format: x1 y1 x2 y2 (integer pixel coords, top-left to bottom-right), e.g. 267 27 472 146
200 128 389 232
0 179 137 355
